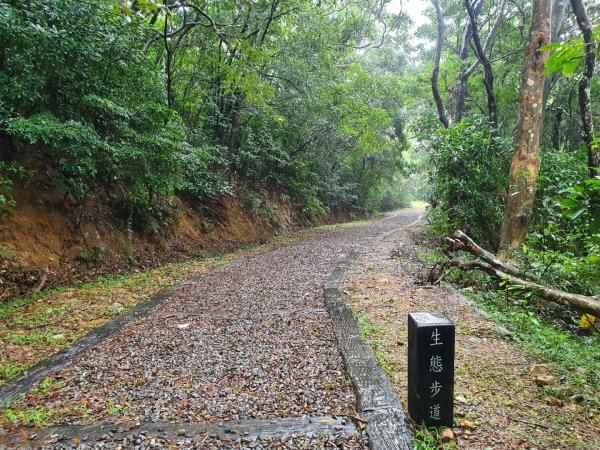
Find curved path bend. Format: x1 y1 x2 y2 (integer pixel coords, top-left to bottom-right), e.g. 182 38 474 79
0 209 421 449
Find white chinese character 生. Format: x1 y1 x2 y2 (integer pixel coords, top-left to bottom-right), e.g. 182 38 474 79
429 381 442 397
429 355 443 373
429 404 441 420
430 328 443 346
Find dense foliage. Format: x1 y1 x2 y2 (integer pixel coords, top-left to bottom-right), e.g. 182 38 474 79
0 0 412 229
408 0 599 299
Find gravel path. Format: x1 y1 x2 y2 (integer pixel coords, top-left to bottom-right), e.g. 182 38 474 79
1 209 421 448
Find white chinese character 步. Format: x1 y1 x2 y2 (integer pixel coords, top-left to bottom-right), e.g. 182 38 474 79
430 328 443 346
429 355 443 373
429 380 442 397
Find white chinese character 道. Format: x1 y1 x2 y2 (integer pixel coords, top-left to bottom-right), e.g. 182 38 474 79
429 404 441 420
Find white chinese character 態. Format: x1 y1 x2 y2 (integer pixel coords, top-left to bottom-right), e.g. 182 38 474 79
429 355 443 373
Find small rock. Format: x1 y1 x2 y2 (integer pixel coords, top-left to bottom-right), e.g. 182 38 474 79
529 363 550 377
458 419 477 430
534 374 557 386
455 395 468 404
544 396 563 406
176 428 186 436
440 428 454 442
570 394 585 403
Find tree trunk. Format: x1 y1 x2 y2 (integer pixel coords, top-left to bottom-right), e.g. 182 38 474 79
431 0 449 128
542 0 569 111
451 260 600 316
454 0 507 123
447 230 600 316
464 0 499 130
447 230 540 280
551 108 563 149
163 0 174 109
570 0 598 177
498 0 551 257
541 0 569 141
459 0 484 60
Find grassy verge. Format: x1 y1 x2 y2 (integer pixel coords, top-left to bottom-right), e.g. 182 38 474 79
458 286 600 404
357 315 394 374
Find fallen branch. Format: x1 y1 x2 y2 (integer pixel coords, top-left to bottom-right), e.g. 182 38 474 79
450 259 600 317
446 230 539 281
31 271 47 294
508 414 551 430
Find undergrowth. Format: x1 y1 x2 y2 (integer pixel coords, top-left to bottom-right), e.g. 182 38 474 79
429 251 600 411
460 286 600 401
413 425 456 450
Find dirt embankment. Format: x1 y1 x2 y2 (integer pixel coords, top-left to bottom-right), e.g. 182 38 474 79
0 179 310 299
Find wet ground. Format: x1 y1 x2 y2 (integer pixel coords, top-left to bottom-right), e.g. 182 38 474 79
0 209 422 449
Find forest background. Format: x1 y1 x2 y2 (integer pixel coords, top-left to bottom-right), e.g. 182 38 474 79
0 0 599 391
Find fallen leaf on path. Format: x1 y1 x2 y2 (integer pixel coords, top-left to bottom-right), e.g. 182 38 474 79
458 419 477 430
544 396 563 406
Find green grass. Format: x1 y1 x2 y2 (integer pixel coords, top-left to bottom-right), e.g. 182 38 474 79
4 330 71 347
2 407 56 427
0 363 24 381
461 288 600 403
357 315 394 373
413 424 456 450
29 377 67 395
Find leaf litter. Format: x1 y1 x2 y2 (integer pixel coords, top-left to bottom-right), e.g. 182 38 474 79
1 210 422 449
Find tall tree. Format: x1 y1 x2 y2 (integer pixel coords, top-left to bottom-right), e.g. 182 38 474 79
431 0 450 128
453 0 507 123
464 0 499 130
570 0 598 177
498 0 552 256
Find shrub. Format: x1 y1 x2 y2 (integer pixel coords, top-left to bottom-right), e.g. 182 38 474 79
427 117 511 247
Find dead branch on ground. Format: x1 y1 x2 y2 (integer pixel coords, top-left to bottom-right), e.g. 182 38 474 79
445 230 600 317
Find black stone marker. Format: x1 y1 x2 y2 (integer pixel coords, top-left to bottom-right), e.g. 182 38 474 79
408 312 455 427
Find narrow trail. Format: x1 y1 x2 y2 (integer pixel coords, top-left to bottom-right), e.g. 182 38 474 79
1 209 422 449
